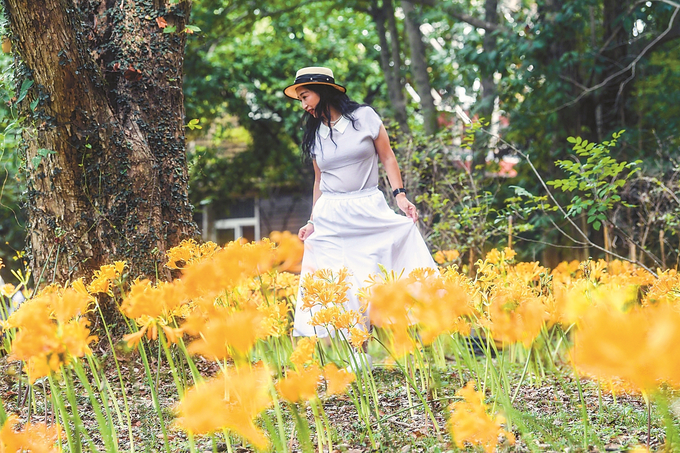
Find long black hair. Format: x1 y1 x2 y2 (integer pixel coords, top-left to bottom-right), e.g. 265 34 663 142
299 84 368 160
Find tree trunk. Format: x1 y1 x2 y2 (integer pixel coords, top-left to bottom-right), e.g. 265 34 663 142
599 0 632 132
3 0 196 286
479 0 498 122
401 0 437 135
472 0 498 170
371 0 410 133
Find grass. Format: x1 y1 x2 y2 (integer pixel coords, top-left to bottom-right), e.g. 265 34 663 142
0 336 667 452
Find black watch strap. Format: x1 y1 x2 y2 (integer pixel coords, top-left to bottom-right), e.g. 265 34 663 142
393 188 406 197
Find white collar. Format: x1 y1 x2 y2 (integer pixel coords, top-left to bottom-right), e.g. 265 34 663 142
319 116 350 139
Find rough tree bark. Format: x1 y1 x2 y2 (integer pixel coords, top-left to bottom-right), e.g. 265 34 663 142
2 0 196 286
401 0 437 135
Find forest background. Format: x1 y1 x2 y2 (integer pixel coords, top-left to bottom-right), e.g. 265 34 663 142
1 0 680 278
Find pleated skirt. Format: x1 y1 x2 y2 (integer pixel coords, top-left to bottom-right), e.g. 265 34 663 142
292 186 437 337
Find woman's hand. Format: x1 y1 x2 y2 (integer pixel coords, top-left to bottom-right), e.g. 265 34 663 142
298 223 315 241
396 194 418 222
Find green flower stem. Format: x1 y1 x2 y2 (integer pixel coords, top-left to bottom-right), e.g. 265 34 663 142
0 394 7 425
572 368 590 450
137 340 172 453
159 329 185 398
373 336 442 436
175 337 202 384
220 429 235 453
309 398 326 452
63 369 100 453
320 399 334 453
72 359 117 452
188 432 197 453
511 345 532 403
48 374 78 453
268 384 288 453
289 403 314 453
96 302 136 452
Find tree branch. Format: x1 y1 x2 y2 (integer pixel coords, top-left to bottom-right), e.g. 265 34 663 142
452 110 662 276
537 5 680 116
615 6 680 107
443 5 510 33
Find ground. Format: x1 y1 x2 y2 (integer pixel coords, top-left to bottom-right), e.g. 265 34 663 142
0 337 668 452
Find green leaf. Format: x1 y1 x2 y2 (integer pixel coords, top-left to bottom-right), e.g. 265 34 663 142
37 148 56 156
16 79 34 103
592 221 601 231
184 25 201 33
163 25 177 33
185 118 202 130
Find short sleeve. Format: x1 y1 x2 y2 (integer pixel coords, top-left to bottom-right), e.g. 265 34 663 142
361 107 383 140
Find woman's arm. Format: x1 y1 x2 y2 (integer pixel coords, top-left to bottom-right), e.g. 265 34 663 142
374 124 418 222
299 159 321 240
311 159 322 215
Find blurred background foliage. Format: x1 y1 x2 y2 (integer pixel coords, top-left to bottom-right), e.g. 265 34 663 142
0 46 26 276
2 0 680 272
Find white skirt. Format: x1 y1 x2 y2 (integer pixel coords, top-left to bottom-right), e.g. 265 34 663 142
292 186 437 337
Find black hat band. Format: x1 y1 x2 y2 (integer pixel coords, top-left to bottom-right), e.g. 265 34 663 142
294 74 335 85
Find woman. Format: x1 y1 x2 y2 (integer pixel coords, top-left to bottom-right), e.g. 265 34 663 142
284 67 436 363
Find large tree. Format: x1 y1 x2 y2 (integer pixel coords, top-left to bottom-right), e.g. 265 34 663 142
2 0 196 284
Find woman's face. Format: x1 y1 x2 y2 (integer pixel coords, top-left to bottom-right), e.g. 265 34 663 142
296 86 321 117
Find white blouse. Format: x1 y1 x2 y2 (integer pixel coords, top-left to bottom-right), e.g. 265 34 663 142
313 106 383 194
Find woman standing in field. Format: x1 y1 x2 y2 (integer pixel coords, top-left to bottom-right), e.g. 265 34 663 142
284 67 436 367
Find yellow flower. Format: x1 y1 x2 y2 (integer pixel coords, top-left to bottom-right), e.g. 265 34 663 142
323 363 355 396
186 306 265 360
166 239 220 269
257 301 290 337
503 247 516 260
1 283 15 298
122 325 150 348
408 269 474 344
53 287 91 323
290 337 317 369
310 306 342 327
434 250 460 264
643 269 680 306
86 262 125 295
299 269 352 311
572 302 680 390
551 260 583 284
5 287 97 383
349 326 372 349
484 282 549 347
332 309 362 330
276 365 322 403
366 278 413 329
61 319 98 358
274 272 300 300
448 381 515 452
175 364 272 450
181 240 273 300
0 414 63 452
120 279 186 320
270 230 304 273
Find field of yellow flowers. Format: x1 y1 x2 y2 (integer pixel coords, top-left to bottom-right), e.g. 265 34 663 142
1 232 679 452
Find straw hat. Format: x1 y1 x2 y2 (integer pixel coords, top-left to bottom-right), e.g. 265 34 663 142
283 66 346 100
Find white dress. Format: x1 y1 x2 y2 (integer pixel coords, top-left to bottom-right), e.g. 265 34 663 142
292 106 437 337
